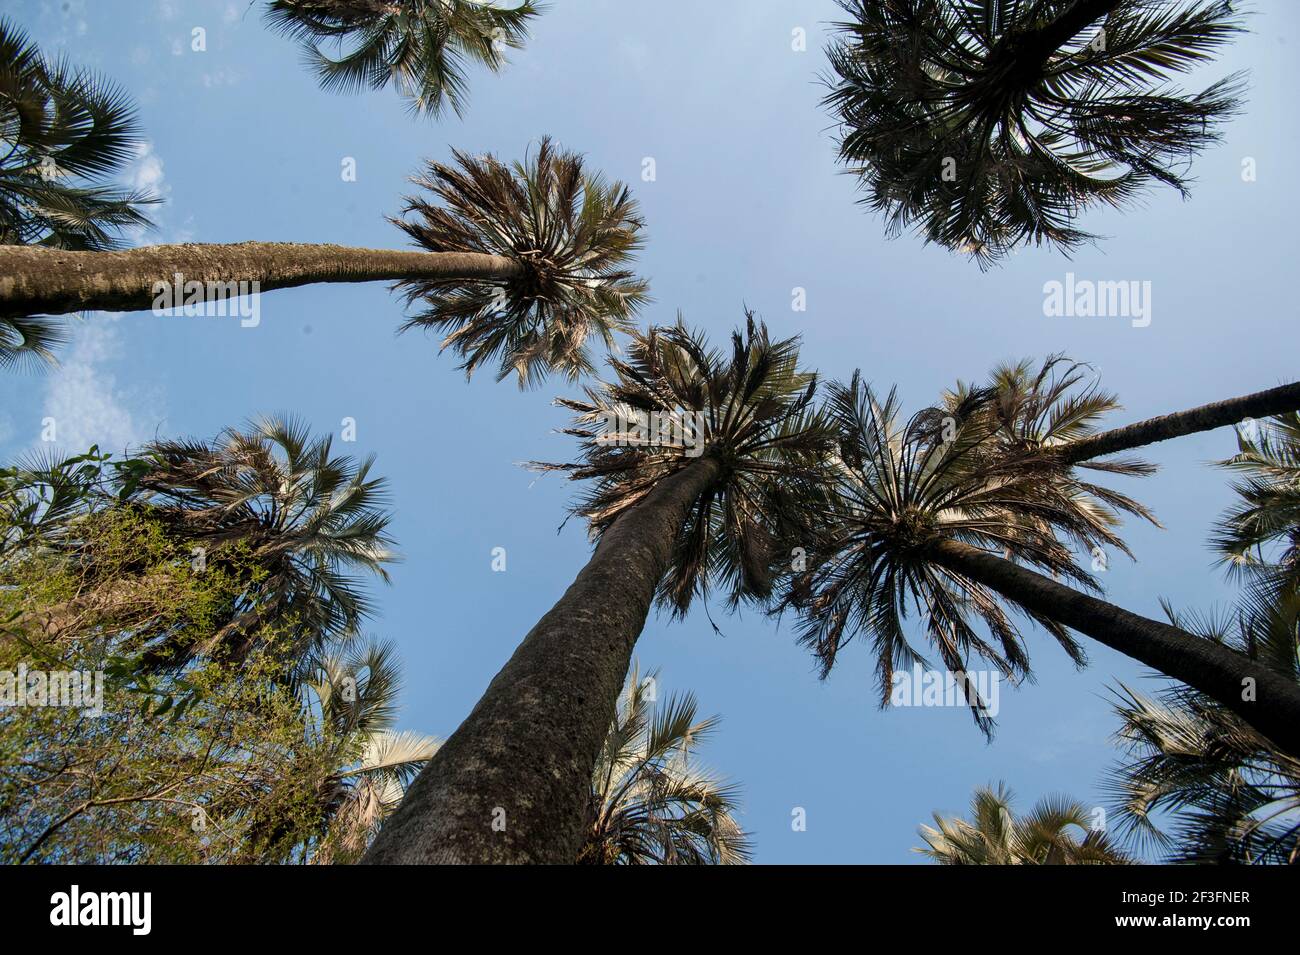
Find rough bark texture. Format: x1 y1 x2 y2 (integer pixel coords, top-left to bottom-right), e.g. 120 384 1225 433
362 455 724 865
1062 381 1300 464
926 538 1300 758
0 242 522 315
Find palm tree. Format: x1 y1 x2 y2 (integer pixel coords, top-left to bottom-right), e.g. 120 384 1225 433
0 18 158 366
917 782 1130 864
579 665 751 864
128 417 397 669
17 417 395 673
264 0 540 117
1105 596 1300 864
363 315 831 864
0 138 647 386
782 364 1300 755
245 638 442 864
823 0 1246 266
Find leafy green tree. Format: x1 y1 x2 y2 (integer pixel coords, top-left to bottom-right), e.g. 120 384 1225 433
265 0 540 117
917 782 1130 864
7 419 395 674
1 500 304 863
579 666 750 865
0 18 158 366
780 361 1300 753
1 465 432 864
365 315 831 864
823 0 1245 266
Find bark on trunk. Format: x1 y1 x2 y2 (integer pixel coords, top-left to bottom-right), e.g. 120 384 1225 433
1061 381 1300 464
0 242 522 316
925 538 1300 758
362 454 724 865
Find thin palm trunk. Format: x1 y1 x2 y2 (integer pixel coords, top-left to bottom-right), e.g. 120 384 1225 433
362 453 724 864
0 243 522 315
1061 381 1300 464
925 538 1300 758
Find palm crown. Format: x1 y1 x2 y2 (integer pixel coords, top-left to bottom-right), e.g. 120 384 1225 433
1214 412 1300 603
781 363 1153 732
132 417 396 666
534 314 832 614
264 0 540 117
823 0 1245 266
918 782 1131 864
579 665 751 865
0 17 156 251
395 137 648 388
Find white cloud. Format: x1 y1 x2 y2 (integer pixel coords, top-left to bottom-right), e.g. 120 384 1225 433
123 141 193 244
127 141 169 199
40 320 164 456
201 69 241 88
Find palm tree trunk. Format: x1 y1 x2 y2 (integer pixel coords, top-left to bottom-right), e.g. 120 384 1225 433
984 0 1122 89
1061 381 1300 464
925 538 1300 758
362 453 724 864
1030 0 1125 55
0 242 522 316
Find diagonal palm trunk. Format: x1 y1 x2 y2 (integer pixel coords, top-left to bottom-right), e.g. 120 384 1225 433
1060 381 1300 464
983 0 1124 94
0 243 522 316
925 538 1300 758
1028 0 1124 53
363 453 724 864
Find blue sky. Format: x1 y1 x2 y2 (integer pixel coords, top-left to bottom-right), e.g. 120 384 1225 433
4 0 1297 863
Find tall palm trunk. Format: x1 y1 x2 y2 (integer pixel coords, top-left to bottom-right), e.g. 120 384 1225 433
1061 381 1300 464
925 538 1300 758
363 454 724 864
0 243 522 316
